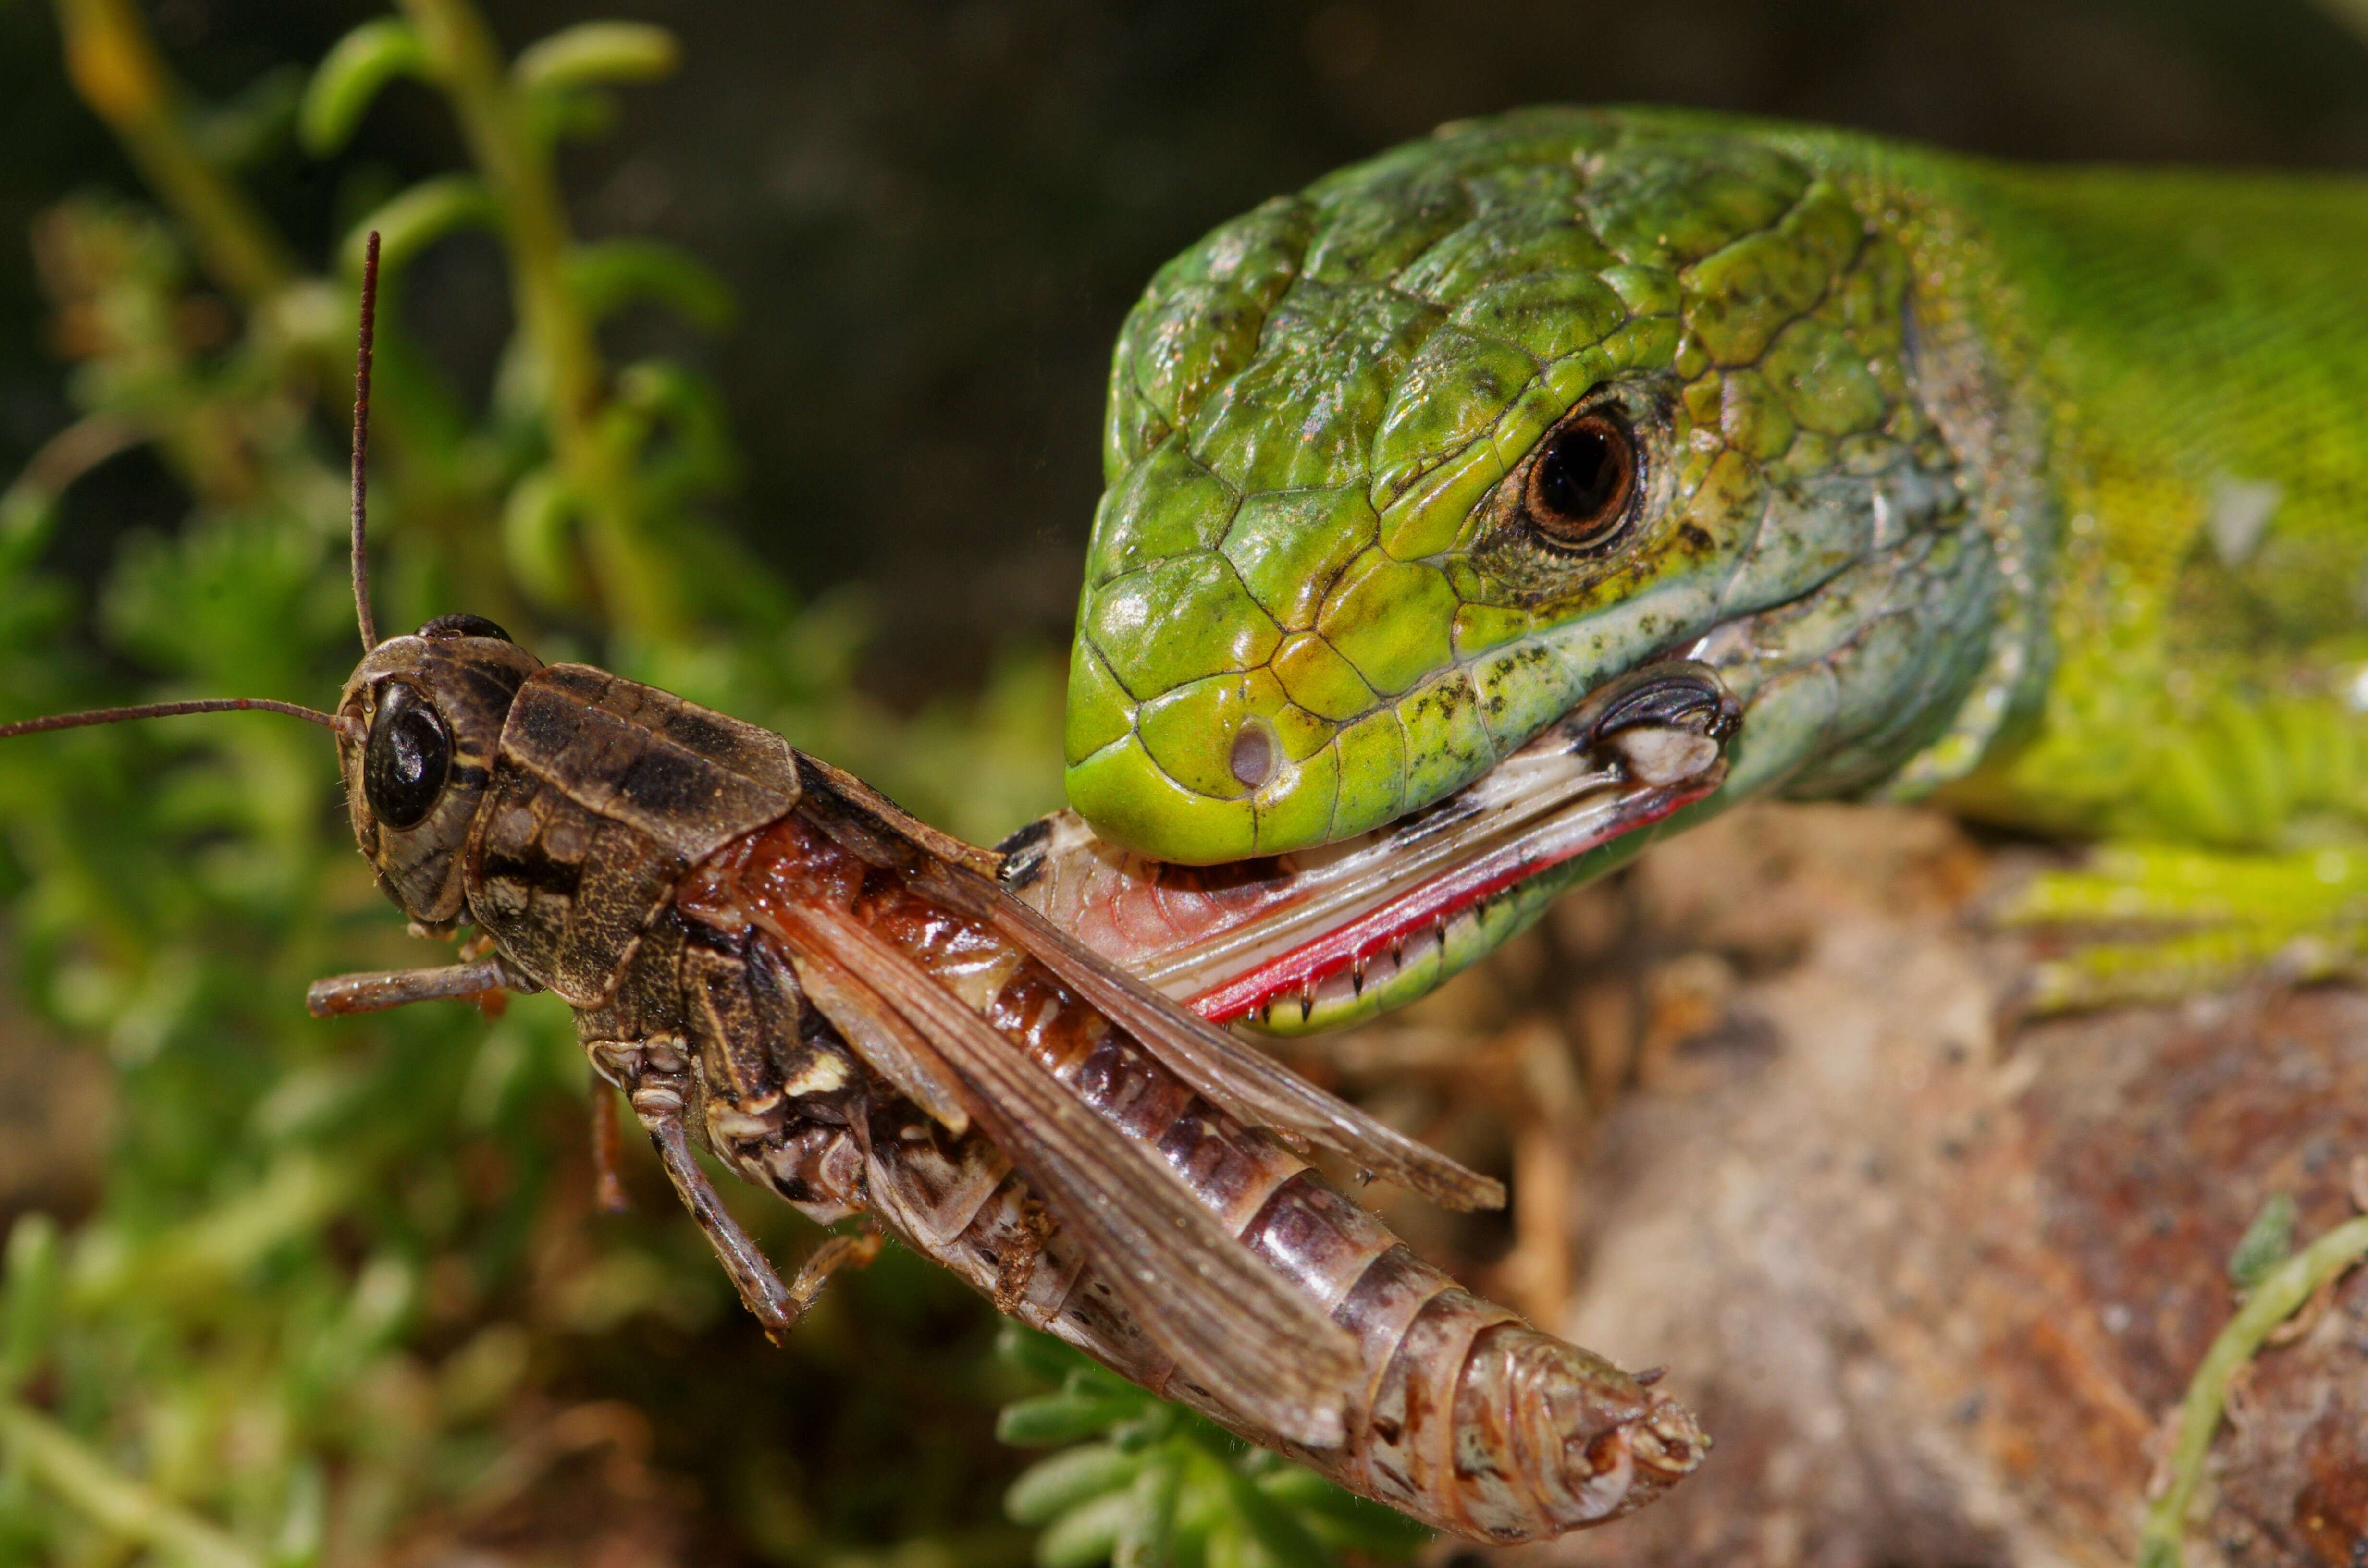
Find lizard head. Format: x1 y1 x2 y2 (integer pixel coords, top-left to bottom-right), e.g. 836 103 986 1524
1047 108 2019 1029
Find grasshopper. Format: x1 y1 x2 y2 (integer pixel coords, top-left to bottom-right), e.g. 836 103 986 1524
0 238 1706 1542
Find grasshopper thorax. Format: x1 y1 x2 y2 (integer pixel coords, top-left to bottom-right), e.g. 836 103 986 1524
334 614 543 930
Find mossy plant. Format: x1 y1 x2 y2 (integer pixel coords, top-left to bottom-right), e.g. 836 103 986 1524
995 1329 1430 1568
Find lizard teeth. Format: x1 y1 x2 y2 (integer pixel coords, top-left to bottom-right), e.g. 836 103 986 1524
1608 726 1723 787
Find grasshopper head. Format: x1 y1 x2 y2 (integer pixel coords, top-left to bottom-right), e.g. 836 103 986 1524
0 240 553 945
333 614 543 931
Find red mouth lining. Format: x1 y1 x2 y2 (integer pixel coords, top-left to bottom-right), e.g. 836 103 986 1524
1184 776 1718 1025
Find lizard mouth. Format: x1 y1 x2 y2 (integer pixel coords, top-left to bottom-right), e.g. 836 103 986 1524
999 662 1739 1026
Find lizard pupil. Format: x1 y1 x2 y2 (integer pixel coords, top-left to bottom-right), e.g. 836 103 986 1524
363 680 452 830
1526 413 1635 548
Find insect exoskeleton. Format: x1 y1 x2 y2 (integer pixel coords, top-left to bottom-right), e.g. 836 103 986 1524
0 231 1709 1544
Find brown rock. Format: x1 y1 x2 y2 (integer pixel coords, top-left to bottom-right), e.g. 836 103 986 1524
1354 803 2368 1568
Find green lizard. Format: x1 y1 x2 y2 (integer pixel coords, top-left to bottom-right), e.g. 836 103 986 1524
1025 105 2368 1030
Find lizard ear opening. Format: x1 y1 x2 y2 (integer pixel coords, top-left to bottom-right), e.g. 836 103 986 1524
1229 722 1277 789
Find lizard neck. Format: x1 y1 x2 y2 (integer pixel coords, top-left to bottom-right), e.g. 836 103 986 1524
1742 125 2059 803
1957 164 2368 833
1778 128 2368 833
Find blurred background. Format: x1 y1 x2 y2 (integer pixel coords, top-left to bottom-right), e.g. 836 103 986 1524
0 1 2362 1565
8 0 2368 696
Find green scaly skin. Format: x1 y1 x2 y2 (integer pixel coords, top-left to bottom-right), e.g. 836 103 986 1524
1061 107 2368 1027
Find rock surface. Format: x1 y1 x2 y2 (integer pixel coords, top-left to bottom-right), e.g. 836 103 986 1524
1307 802 2368 1568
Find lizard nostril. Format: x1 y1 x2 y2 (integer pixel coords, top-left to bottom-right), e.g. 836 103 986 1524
1229 722 1276 789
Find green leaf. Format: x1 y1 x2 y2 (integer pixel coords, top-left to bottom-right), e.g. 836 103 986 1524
999 1323 1084 1385
268 1459 324 1568
524 86 617 147
567 239 734 331
1214 1461 1331 1568
992 1333 1427 1568
192 65 303 170
1105 1401 1182 1452
1038 1487 1148 1568
300 19 430 156
999 1390 1148 1448
342 175 498 275
1008 1444 1142 1526
0 1215 60 1395
1116 1455 1182 1568
501 468 584 612
512 22 679 94
1253 1470 1430 1556
613 360 740 501
2228 1193 2297 1289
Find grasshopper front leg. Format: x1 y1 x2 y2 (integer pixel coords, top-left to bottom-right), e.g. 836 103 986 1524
304 953 542 1016
306 952 665 1213
304 952 652 1203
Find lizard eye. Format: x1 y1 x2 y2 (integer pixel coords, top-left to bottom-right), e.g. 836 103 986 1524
1522 409 1639 551
363 680 452 830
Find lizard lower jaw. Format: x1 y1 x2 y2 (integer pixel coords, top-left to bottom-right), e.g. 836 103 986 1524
1002 662 1739 1028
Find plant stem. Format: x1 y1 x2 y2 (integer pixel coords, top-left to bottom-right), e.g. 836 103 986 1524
50 0 298 308
0 413 143 557
2137 1213 2368 1567
43 0 527 623
2306 0 2368 48
0 1402 261 1568
397 0 682 639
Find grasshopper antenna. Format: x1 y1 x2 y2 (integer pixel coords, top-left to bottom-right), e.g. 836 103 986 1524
0 249 382 747
0 698 344 741
350 229 382 651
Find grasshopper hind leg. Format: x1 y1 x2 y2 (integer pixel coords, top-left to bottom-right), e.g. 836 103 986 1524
587 1034 810 1344
789 1228 882 1314
641 1081 804 1343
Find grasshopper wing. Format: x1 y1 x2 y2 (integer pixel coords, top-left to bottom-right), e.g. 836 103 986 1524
791 758 1504 1213
755 894 1360 1450
969 885 1505 1212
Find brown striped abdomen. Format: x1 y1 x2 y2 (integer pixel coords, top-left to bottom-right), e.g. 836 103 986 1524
715 815 1706 1542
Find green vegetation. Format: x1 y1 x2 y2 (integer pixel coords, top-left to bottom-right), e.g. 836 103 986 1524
2140 1199 2368 1568
996 1331 1429 1568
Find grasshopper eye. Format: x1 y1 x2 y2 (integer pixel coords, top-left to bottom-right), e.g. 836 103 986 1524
1522 410 1638 551
363 681 452 830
